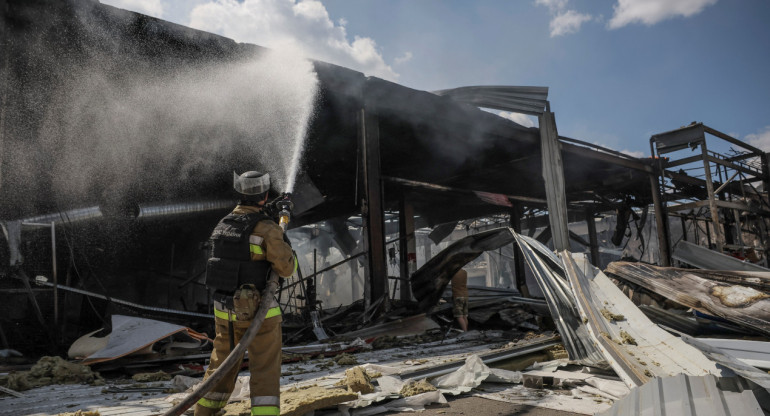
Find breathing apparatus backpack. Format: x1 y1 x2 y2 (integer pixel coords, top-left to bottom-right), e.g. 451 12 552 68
205 212 272 292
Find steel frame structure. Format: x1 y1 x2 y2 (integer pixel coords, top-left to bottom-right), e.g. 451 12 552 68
650 123 770 264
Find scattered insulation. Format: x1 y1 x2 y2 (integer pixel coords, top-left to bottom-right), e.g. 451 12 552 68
399 379 436 397
220 384 358 416
131 371 172 382
336 366 375 394
333 353 358 365
0 356 103 392
600 308 625 322
281 385 357 416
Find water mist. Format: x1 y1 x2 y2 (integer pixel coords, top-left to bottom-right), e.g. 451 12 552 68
35 48 318 207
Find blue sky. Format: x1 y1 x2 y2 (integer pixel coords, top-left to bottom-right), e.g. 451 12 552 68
103 0 770 158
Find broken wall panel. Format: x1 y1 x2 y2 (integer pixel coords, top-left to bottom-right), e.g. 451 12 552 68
560 253 725 387
514 233 607 367
606 262 770 337
409 228 517 312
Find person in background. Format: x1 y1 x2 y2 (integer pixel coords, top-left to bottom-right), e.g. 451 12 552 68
451 268 469 331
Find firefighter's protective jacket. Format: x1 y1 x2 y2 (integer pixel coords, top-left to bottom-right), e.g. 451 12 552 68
196 204 295 416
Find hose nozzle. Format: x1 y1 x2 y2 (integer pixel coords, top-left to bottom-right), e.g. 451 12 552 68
276 193 293 231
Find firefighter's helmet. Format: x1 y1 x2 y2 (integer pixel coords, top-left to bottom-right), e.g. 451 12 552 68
233 171 270 197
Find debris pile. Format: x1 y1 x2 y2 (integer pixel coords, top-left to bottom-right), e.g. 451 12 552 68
399 379 436 397
337 366 374 394
0 356 103 393
131 371 172 382
221 385 357 416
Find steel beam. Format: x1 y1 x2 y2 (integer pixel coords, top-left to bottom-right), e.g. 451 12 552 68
585 210 600 267
539 109 570 251
701 140 724 252
398 197 415 301
561 141 653 173
510 204 528 296
358 108 388 313
649 171 672 267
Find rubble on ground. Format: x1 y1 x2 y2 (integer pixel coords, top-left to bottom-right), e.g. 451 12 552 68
337 366 374 393
0 356 103 393
333 352 358 365
399 378 436 396
131 371 172 382
279 385 357 416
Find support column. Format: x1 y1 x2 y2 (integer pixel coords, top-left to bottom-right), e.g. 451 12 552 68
585 210 600 267
649 171 672 266
398 197 415 301
539 107 570 251
701 141 724 252
358 108 388 313
510 205 528 296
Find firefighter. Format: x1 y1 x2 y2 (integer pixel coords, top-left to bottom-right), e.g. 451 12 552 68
195 171 297 416
451 268 469 331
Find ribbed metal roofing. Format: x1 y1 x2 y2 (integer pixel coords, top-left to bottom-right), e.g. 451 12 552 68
600 374 764 416
432 85 549 116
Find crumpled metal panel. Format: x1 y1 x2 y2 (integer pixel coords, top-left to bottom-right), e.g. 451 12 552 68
696 338 770 370
514 233 607 367
432 86 549 116
410 227 517 312
560 253 725 387
679 334 770 392
673 240 770 272
606 262 770 337
600 374 763 416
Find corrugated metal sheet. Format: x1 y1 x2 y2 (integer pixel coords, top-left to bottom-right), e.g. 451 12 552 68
606 262 770 337
697 338 770 370
513 233 607 367
560 253 725 387
673 240 770 272
432 85 549 116
680 334 770 392
600 374 763 416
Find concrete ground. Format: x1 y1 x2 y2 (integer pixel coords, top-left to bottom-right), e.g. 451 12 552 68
387 395 584 416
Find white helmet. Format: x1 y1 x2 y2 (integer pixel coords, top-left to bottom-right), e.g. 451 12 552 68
233 171 270 196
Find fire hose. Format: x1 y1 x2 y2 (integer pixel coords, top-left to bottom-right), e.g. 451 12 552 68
162 272 280 416
163 194 293 416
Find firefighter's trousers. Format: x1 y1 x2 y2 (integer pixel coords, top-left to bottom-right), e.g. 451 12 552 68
195 306 282 416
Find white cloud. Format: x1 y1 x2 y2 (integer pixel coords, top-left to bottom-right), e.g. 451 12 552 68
496 111 536 128
536 0 594 37
101 0 165 18
550 10 593 37
535 0 568 13
608 0 718 29
746 126 770 152
394 52 413 65
188 0 398 81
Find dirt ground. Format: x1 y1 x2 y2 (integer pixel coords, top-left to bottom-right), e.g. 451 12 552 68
386 395 584 416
